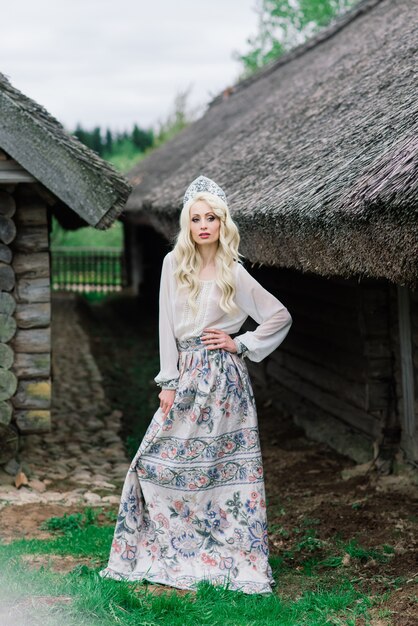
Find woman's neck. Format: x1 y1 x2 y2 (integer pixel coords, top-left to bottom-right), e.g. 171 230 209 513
197 243 218 267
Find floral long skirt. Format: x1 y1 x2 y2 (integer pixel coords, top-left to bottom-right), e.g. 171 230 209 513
99 335 275 594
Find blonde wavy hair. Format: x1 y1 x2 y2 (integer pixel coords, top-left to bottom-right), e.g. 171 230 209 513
171 191 245 316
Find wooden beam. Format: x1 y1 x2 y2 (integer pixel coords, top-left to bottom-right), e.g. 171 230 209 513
397 285 415 437
12 352 50 378
14 277 50 303
15 302 51 329
11 328 51 353
0 160 35 183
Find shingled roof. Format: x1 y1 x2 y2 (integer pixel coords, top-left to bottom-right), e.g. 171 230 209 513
0 73 132 229
126 0 418 287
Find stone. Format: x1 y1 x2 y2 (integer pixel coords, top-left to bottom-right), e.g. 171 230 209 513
43 492 68 503
101 495 121 505
97 462 114 471
54 462 71 472
341 462 373 481
65 459 79 469
15 471 29 489
3 458 20 476
92 473 112 483
86 418 103 432
65 443 82 456
69 471 92 483
0 484 16 495
90 480 116 490
103 448 123 460
111 463 129 473
29 479 47 493
72 432 91 444
84 491 102 504
52 471 69 481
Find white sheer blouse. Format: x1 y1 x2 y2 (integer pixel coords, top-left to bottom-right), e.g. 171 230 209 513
154 251 292 389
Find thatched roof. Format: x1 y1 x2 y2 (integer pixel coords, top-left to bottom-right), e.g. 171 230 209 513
126 0 418 287
0 73 132 229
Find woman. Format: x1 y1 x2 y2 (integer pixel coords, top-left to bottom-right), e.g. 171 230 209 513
100 175 292 594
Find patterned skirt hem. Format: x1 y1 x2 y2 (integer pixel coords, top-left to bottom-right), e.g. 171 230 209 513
99 566 274 595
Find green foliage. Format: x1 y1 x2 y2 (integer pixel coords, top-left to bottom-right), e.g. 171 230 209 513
73 124 153 159
0 542 375 625
153 86 197 148
235 0 357 76
105 137 147 172
50 216 123 249
0 507 399 625
342 539 394 563
132 124 154 151
40 508 101 533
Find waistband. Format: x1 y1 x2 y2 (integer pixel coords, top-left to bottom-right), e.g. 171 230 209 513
176 336 206 352
176 334 240 352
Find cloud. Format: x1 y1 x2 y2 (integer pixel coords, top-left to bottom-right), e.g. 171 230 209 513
1 0 257 129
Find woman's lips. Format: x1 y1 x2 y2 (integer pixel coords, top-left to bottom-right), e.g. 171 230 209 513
199 234 210 238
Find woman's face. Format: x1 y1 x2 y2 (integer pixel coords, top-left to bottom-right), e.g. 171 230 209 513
189 200 220 246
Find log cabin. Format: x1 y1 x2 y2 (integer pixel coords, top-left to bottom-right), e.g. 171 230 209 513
0 72 131 463
121 0 418 467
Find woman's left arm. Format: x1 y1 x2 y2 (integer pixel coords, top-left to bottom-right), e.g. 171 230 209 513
232 263 292 362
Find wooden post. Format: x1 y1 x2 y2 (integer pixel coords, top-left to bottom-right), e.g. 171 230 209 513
124 222 143 295
397 285 415 437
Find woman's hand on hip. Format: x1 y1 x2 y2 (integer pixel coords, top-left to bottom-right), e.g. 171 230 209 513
158 389 176 418
201 328 237 353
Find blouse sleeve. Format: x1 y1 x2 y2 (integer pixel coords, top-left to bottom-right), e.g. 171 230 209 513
153 253 180 390
232 263 292 363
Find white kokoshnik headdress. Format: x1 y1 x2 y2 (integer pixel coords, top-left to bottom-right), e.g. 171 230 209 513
183 175 227 208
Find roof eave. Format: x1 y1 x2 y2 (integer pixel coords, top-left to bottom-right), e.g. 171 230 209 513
0 84 132 228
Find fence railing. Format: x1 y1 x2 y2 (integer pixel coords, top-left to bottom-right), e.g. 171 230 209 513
51 247 126 293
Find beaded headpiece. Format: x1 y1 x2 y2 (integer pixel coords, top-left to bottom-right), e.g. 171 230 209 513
183 175 227 207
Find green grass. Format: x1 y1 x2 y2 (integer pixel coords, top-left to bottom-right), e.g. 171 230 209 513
50 216 123 249
0 508 391 625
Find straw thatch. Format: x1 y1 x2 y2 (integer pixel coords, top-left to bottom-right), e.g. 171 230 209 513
126 0 418 286
0 73 131 229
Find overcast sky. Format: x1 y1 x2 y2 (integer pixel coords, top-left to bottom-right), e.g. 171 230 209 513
1 0 259 133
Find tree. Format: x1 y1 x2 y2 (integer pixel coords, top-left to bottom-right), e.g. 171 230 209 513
105 128 113 154
91 126 103 156
154 86 201 146
131 124 154 152
74 123 88 147
235 0 357 76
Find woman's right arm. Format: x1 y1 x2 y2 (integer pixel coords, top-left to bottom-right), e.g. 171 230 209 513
154 253 180 391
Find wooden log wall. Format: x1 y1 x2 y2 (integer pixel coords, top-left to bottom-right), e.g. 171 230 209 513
245 266 399 463
0 177 51 461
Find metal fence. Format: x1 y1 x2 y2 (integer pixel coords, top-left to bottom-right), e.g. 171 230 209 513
51 247 126 293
